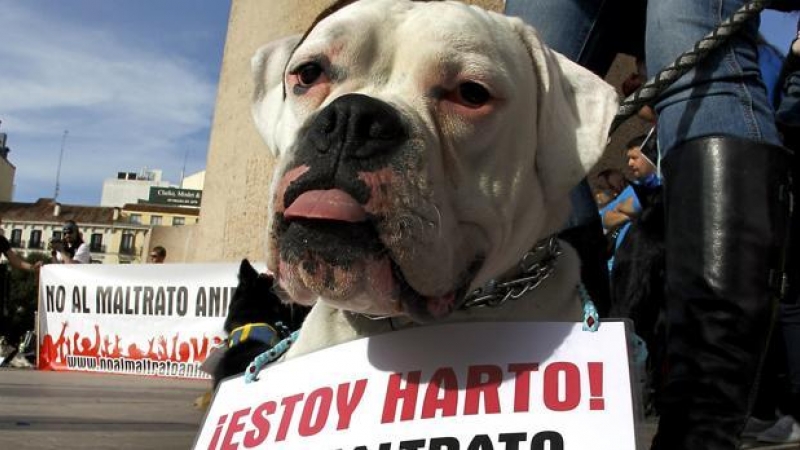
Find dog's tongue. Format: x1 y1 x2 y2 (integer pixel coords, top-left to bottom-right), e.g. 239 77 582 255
284 189 367 222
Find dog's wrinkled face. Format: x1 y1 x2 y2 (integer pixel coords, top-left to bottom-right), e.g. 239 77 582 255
252 0 617 322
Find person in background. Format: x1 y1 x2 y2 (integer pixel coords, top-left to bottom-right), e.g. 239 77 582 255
0 226 39 272
600 134 658 265
51 220 90 264
149 246 167 264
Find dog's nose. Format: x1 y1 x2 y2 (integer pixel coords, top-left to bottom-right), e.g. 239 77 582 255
308 94 408 160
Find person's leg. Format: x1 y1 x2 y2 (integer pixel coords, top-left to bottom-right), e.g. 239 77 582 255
779 303 800 422
504 0 620 76
646 0 780 150
646 1 791 449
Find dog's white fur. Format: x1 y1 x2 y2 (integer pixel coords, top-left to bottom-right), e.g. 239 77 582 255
251 0 618 359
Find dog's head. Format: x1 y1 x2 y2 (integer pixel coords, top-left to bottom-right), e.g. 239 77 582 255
251 0 618 322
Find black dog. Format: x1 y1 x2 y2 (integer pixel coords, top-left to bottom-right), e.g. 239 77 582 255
212 259 310 387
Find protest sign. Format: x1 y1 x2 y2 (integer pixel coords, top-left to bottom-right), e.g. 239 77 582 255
195 321 638 449
37 262 246 378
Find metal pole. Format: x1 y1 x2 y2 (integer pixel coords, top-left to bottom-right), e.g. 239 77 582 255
54 130 68 201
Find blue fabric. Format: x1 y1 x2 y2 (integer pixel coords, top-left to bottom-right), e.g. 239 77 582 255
506 0 780 229
600 185 641 250
760 41 784 104
504 0 605 66
646 0 781 153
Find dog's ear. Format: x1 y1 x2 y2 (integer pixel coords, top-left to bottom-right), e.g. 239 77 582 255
238 258 259 284
512 20 618 209
251 35 303 157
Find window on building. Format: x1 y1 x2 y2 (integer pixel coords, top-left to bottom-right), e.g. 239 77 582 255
90 233 103 253
130 214 142 224
10 229 22 247
151 215 163 226
172 217 185 226
29 230 42 249
120 233 135 254
52 231 63 242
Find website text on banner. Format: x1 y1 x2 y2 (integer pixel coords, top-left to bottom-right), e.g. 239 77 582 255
195 321 638 450
37 262 242 378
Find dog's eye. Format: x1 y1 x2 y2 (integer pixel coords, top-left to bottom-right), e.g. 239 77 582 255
295 63 324 87
457 82 491 107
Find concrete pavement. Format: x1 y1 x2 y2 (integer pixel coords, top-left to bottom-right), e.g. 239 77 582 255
0 368 209 450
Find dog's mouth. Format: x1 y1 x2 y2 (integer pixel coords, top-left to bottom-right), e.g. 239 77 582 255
275 188 466 322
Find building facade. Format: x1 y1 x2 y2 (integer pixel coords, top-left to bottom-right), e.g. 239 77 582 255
0 199 150 264
100 169 172 208
121 203 200 228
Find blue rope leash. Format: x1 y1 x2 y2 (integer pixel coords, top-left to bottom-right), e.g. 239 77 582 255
244 330 299 384
579 283 600 332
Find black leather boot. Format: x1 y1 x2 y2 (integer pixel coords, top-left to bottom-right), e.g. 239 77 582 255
650 136 793 449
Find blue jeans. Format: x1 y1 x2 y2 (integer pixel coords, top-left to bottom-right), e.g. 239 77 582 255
505 0 781 227
646 0 781 152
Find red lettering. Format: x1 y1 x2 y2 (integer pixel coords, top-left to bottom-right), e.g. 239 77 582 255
508 363 539 412
276 393 304 441
221 408 251 450
299 387 333 437
242 401 276 448
464 365 502 415
207 414 228 450
337 379 368 429
588 362 605 410
381 371 421 423
421 367 459 418
543 362 581 411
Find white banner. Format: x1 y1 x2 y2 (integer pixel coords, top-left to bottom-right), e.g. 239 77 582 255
37 262 250 378
195 321 639 449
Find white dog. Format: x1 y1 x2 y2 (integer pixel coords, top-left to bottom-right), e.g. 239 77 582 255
251 0 618 360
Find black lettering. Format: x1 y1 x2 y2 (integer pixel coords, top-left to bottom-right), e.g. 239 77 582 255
467 435 494 450
498 433 526 450
133 286 143 314
71 286 82 313
96 286 112 314
154 287 166 315
399 441 426 450
530 432 563 450
196 287 207 316
430 437 460 450
143 287 154 315
176 287 188 316
113 287 124 314
45 286 56 312
124 286 135 315
55 286 66 312
209 287 222 316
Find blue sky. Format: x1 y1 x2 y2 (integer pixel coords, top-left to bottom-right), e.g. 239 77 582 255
0 3 796 206
0 1 231 205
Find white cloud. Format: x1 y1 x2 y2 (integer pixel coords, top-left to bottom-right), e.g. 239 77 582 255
0 2 220 204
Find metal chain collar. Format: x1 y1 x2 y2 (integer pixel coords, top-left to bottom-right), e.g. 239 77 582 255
460 236 562 310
